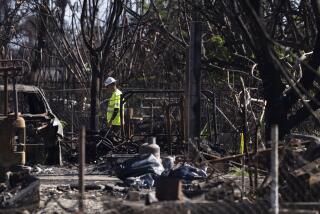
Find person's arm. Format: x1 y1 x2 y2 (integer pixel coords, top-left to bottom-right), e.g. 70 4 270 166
107 91 121 127
107 108 119 127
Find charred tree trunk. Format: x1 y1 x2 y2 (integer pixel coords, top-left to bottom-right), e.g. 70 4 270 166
236 0 320 140
283 0 320 113
56 0 68 30
80 0 123 132
0 1 11 53
236 0 287 140
89 54 100 131
259 54 286 140
30 0 48 83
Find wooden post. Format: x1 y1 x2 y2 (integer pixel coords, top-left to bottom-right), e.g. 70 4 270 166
186 16 202 144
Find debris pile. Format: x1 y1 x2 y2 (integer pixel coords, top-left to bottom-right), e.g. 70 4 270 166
0 169 39 210
252 135 320 204
115 154 164 180
2 126 320 214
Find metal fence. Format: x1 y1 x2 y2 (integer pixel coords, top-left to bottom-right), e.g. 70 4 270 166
43 87 243 154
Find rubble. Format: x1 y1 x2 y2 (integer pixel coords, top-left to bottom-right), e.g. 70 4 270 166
0 172 39 211
204 179 242 201
165 163 207 181
123 174 155 189
0 80 318 213
128 191 141 201
0 135 314 213
155 178 184 201
115 154 164 181
145 192 158 205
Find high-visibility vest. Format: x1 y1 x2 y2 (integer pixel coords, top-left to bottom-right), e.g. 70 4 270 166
106 89 122 126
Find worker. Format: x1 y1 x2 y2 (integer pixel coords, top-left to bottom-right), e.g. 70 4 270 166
104 77 123 135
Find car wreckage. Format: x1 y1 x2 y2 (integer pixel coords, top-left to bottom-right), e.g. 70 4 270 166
0 84 63 165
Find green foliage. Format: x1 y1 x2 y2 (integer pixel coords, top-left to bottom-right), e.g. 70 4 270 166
273 45 295 63
208 35 231 61
60 120 68 128
274 45 286 58
229 166 249 177
143 1 151 11
200 123 209 140
211 35 225 46
155 0 169 18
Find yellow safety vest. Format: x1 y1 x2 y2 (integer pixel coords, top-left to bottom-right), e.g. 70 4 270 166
106 89 122 126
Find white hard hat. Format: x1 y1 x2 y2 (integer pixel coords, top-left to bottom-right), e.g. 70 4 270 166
104 77 116 86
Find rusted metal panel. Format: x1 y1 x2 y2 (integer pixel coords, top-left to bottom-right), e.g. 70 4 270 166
0 67 63 165
0 117 26 181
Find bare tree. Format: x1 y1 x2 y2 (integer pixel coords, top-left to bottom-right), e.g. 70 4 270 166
0 0 28 57
80 0 123 131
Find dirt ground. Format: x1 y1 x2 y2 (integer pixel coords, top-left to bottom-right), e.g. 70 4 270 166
0 162 265 214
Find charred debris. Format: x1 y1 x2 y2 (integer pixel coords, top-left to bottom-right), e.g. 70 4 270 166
2 1 320 213
1 58 320 214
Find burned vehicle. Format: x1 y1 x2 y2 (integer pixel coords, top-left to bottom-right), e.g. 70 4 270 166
0 84 63 165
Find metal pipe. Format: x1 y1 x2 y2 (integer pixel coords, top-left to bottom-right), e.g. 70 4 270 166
79 126 85 212
121 89 217 104
165 105 172 155
212 92 218 143
4 71 8 115
0 60 29 116
206 102 212 143
151 103 154 134
206 139 310 163
71 100 74 140
271 125 279 214
13 72 18 119
180 96 185 144
120 94 124 137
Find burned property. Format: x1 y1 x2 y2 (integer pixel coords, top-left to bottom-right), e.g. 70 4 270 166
2 0 320 214
0 84 63 164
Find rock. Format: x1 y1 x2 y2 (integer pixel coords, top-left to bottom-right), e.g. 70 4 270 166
145 192 158 205
43 168 54 174
105 183 126 192
0 183 7 193
127 191 140 201
162 156 175 169
57 185 71 192
20 210 30 214
32 166 42 174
